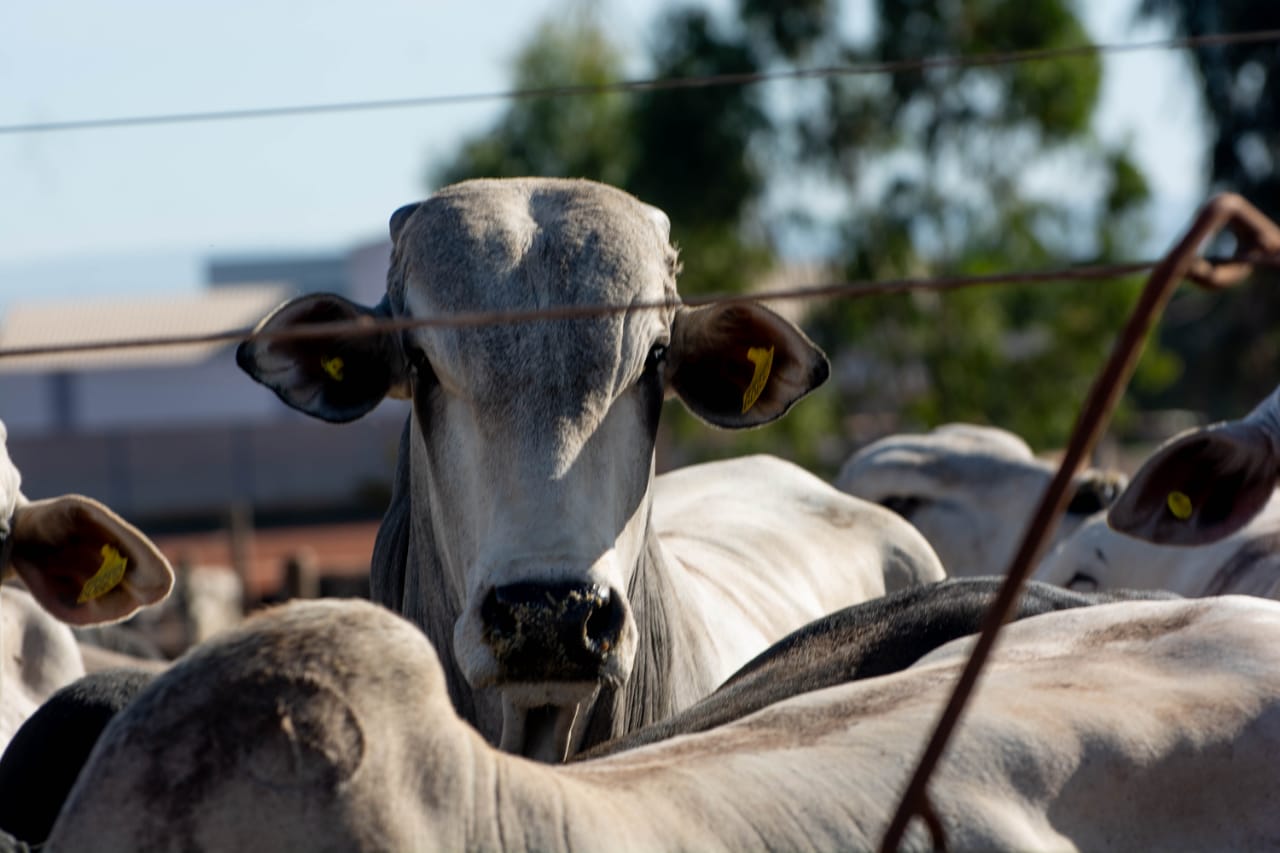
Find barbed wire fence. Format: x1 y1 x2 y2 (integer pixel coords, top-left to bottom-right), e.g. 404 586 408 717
2 26 1279 365
6 26 1280 853
3 28 1279 135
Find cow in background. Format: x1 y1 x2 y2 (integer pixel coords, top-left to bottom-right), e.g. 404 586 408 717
1035 384 1280 597
837 423 1125 576
0 419 173 749
238 177 945 761
48 594 1280 852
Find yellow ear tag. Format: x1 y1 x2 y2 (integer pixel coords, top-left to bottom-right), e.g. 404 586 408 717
77 545 128 604
321 356 345 382
741 346 775 414
1166 490 1193 520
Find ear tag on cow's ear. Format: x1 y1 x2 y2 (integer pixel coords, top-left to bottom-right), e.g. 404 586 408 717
77 545 129 604
321 356 345 382
741 346 775 414
1166 490 1193 520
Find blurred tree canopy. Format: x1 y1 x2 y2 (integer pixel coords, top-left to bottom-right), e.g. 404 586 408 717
1137 1 1280 420
430 0 1176 471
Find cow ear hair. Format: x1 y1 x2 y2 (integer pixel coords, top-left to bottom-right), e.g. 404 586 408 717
390 202 422 243
667 303 829 429
1107 421 1279 546
8 495 174 626
236 293 410 423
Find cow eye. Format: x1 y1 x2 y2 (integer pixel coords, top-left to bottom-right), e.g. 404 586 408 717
1067 480 1120 515
1066 571 1099 592
406 346 436 383
879 495 925 520
644 342 668 375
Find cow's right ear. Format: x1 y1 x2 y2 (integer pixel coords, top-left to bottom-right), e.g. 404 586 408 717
1107 421 1279 546
236 293 409 423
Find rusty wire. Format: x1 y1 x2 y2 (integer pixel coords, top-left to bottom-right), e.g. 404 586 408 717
878 193 1280 852
0 257 1216 362
3 28 1280 135
0 254 1273 363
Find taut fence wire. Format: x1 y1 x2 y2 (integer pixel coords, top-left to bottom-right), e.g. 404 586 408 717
0 255 1274 363
3 28 1279 135
878 193 1280 852
0 258 1200 361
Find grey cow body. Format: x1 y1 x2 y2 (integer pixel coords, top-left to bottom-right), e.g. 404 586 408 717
48 596 1280 852
0 419 172 752
240 178 944 758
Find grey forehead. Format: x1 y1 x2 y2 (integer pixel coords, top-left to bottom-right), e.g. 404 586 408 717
849 427 1050 492
387 178 679 313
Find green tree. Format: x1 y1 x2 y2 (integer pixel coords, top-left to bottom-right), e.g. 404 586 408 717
1136 1 1280 420
769 0 1176 451
431 1 1175 470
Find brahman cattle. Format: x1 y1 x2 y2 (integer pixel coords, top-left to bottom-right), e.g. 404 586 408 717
581 576 1176 757
0 419 173 750
1037 383 1280 597
237 177 944 760
0 669 155 847
47 594 1280 852
837 423 1126 576
1037 497 1280 597
1108 382 1280 546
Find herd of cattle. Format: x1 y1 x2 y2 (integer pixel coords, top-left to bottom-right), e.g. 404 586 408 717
4 178 1280 851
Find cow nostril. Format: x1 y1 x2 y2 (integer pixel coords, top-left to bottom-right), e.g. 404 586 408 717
481 588 518 637
583 592 624 656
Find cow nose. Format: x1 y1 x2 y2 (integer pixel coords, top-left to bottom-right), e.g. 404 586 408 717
480 582 626 680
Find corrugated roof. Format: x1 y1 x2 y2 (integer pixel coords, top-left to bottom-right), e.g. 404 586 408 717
0 284 292 373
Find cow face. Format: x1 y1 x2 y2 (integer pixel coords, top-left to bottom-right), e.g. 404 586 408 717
237 179 829 750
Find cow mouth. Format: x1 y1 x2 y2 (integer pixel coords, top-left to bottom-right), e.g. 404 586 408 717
499 684 597 762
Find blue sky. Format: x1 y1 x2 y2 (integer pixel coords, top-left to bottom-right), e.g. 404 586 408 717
0 0 1206 313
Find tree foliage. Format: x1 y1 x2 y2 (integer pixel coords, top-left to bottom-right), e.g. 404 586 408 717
430 1 1174 470
1137 1 1280 419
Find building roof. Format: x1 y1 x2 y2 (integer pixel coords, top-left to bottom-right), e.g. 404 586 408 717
0 284 292 373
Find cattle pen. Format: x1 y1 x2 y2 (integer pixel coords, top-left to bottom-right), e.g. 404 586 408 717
5 20 1280 852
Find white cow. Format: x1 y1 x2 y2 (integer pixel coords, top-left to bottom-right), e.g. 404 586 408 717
0 420 173 749
1036 384 1280 597
237 177 944 760
1108 382 1280 546
837 423 1126 576
47 595 1280 852
1036 496 1280 596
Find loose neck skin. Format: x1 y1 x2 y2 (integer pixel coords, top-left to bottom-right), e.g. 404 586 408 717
574 532 718 750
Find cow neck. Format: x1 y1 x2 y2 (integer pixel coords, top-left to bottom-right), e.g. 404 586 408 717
573 528 715 753
372 417 496 738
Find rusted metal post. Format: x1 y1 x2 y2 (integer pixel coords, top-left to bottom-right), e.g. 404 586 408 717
879 193 1280 852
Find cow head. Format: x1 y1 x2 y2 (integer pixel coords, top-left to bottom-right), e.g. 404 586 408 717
1 420 174 626
837 424 1127 577
237 178 828 758
1108 387 1280 546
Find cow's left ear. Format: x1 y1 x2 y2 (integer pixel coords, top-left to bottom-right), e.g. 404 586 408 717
667 303 829 428
8 495 174 626
1107 421 1280 546
237 293 410 423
